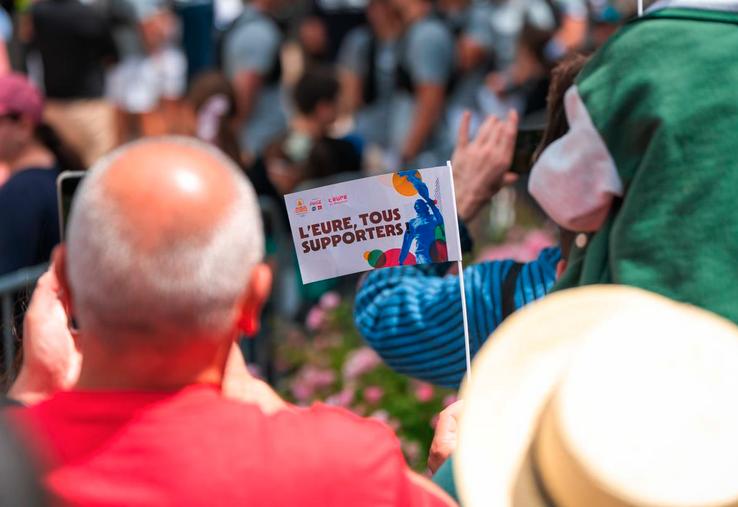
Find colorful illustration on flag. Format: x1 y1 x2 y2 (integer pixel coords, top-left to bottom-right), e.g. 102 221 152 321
284 165 461 284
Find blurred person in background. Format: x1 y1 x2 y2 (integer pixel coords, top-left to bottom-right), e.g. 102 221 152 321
438 0 497 138
5 137 456 507
297 0 367 65
389 0 454 168
173 0 216 81
0 73 85 276
186 70 242 164
26 0 118 166
0 4 9 185
107 1 187 141
248 67 360 204
481 0 588 116
0 5 10 74
221 0 286 164
288 66 359 162
337 0 401 154
275 67 360 188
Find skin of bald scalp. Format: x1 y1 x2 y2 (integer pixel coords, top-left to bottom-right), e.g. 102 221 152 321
103 143 238 251
60 137 268 391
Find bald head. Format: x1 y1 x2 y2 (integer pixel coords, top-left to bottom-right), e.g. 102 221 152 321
66 137 263 346
103 141 238 251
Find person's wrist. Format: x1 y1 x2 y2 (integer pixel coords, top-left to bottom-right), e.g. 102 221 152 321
457 191 487 222
400 145 417 166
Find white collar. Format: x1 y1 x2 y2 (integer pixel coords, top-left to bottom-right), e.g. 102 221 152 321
647 0 738 14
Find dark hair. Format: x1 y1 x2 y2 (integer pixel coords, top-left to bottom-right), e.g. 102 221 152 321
534 52 591 162
519 22 556 72
304 138 361 181
292 67 339 116
187 71 241 165
535 52 591 258
34 123 86 173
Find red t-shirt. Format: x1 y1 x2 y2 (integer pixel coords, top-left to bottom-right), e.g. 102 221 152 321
11 385 448 507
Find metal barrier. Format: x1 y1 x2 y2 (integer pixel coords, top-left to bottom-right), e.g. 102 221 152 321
0 263 47 388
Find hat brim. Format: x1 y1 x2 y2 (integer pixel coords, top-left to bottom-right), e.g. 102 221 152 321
454 285 689 507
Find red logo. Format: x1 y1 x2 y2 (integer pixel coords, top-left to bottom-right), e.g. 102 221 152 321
328 194 348 206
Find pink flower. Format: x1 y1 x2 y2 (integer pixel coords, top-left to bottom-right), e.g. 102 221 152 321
290 366 336 402
305 306 326 331
413 382 435 403
319 291 341 310
343 347 382 380
363 385 384 404
477 229 556 263
402 440 422 464
290 380 314 402
524 229 556 253
370 409 390 424
326 388 355 408
302 365 336 388
442 394 459 408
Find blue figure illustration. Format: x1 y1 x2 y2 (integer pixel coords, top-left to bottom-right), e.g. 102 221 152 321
398 170 445 265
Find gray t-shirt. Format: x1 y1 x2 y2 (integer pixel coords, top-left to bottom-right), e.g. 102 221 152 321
489 0 586 70
390 16 454 165
0 8 12 42
400 16 454 85
223 5 286 155
338 26 397 147
449 2 497 110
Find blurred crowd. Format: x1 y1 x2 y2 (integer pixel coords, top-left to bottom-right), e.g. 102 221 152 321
0 0 636 200
0 0 638 289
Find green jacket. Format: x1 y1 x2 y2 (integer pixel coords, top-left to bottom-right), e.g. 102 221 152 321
530 4 738 324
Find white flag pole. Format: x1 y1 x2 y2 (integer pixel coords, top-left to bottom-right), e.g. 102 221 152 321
638 0 643 16
446 161 473 379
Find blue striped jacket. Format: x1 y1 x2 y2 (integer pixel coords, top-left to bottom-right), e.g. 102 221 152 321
353 247 561 388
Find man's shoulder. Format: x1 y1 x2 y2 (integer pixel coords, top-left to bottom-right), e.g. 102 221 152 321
343 25 372 52
229 7 279 39
0 169 56 200
282 404 416 500
284 403 400 447
284 403 405 466
411 16 453 43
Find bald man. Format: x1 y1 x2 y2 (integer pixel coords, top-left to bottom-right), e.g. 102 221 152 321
7 137 455 506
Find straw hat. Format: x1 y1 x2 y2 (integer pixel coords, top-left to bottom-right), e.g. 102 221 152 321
456 285 738 507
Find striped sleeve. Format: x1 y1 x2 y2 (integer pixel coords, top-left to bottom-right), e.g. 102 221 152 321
353 247 561 388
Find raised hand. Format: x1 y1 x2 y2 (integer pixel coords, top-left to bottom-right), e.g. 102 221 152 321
8 262 82 405
451 110 519 222
428 400 464 474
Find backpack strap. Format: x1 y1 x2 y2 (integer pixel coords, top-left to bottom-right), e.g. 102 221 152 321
501 262 524 321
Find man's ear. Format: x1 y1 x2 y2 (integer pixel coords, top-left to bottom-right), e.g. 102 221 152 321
52 245 75 319
236 263 273 338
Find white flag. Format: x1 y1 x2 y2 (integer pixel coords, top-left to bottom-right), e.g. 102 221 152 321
284 166 462 284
